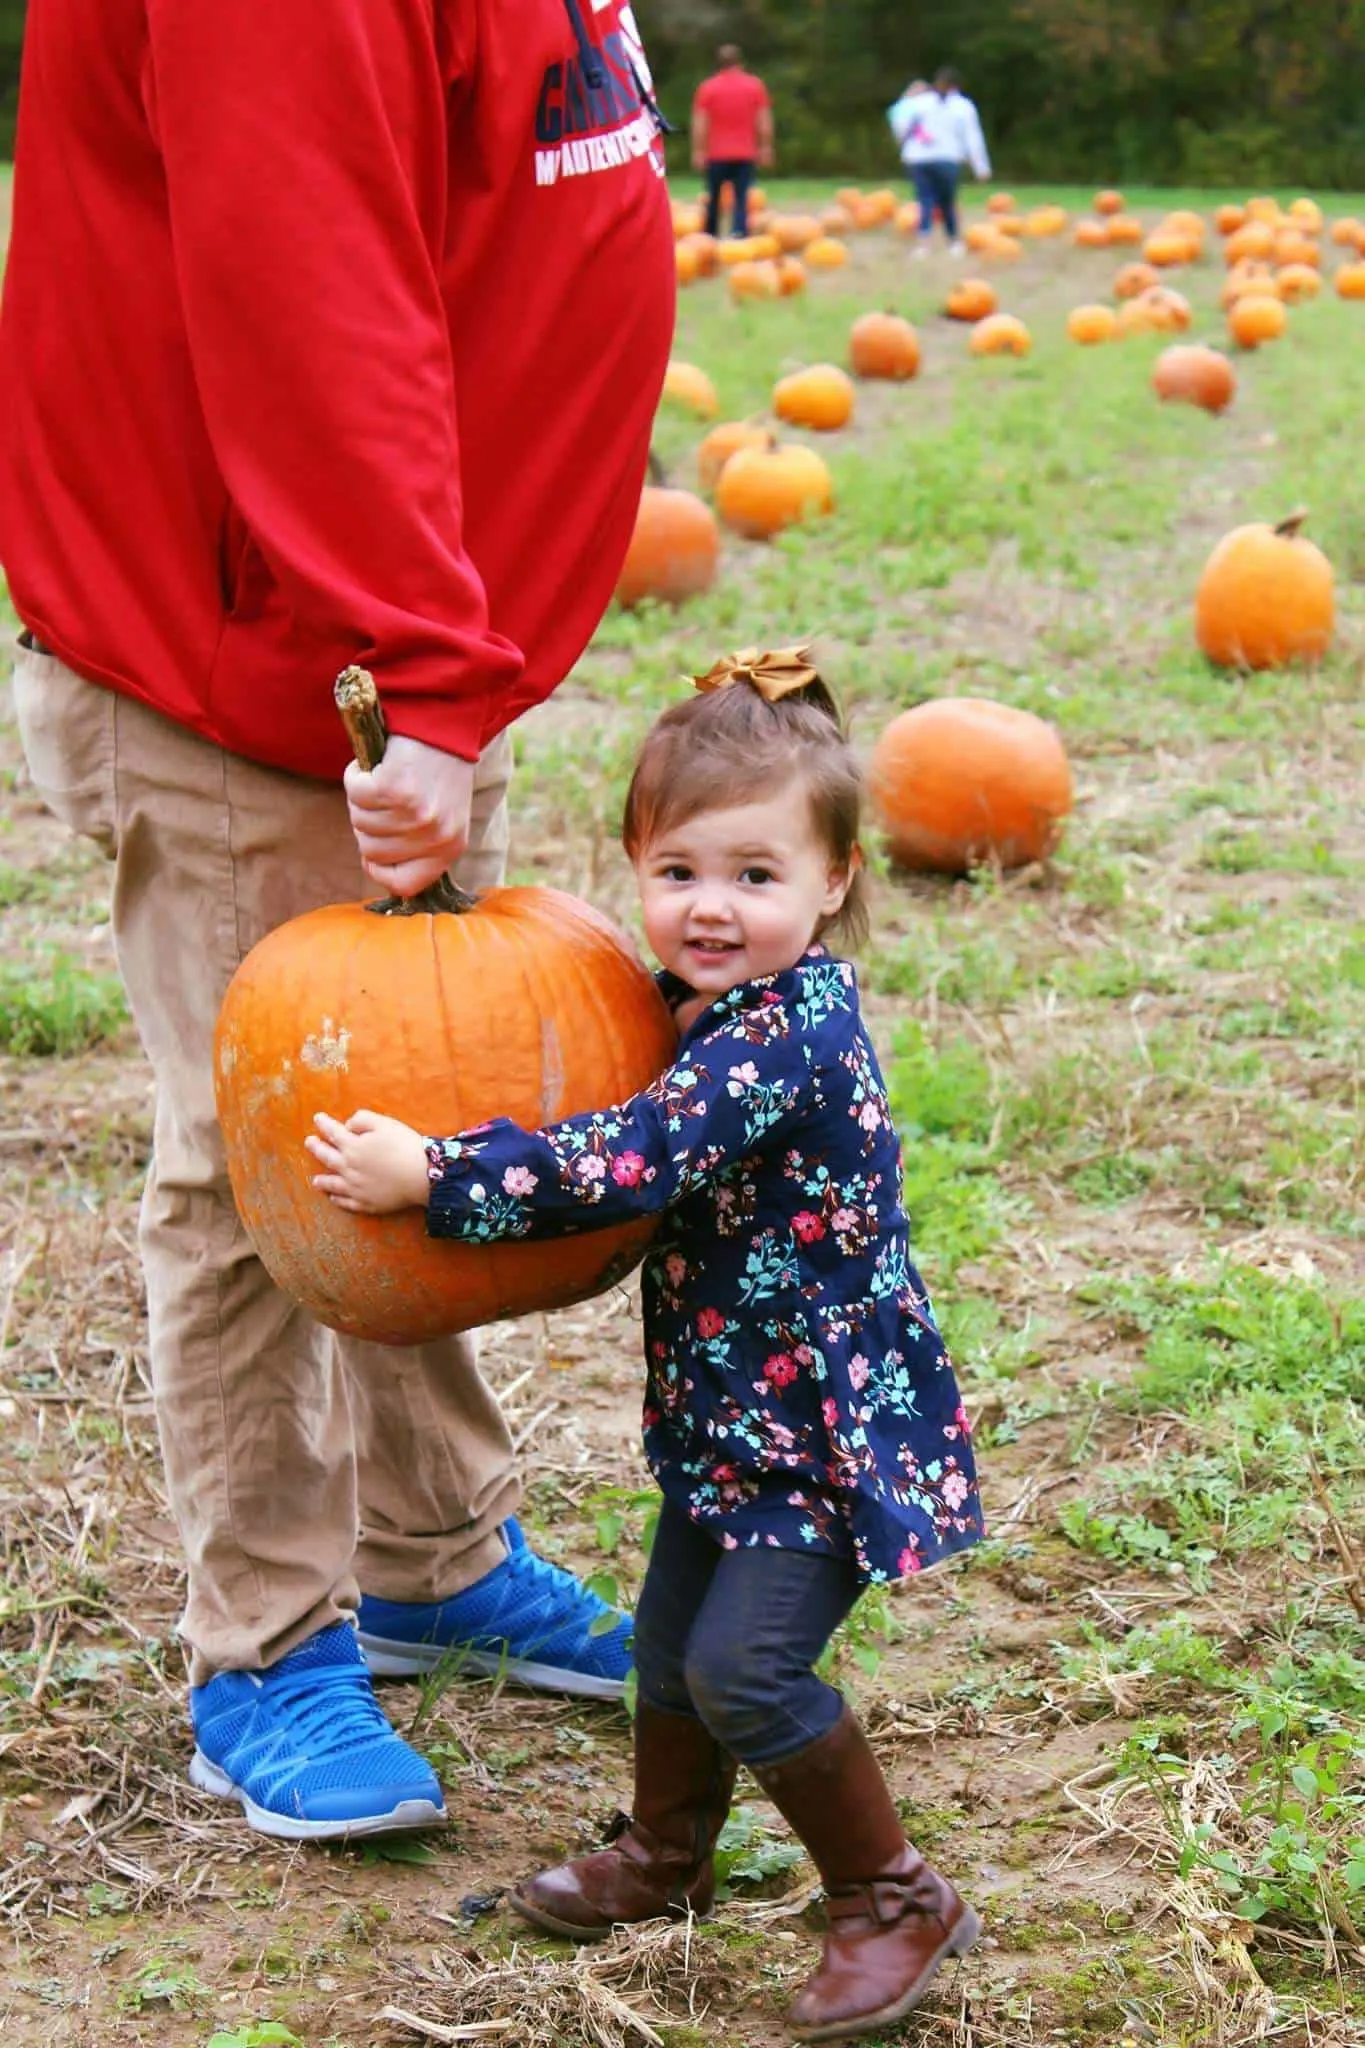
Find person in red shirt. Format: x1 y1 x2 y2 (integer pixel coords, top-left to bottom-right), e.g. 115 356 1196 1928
0 0 673 1844
690 44 775 238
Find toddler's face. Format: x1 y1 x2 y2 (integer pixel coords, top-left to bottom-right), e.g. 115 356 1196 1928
634 781 853 1000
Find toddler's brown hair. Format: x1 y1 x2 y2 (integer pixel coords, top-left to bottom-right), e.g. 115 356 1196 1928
621 648 869 948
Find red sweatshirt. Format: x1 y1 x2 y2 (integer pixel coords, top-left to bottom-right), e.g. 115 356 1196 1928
0 0 674 775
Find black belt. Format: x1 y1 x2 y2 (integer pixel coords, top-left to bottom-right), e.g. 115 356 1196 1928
18 630 56 658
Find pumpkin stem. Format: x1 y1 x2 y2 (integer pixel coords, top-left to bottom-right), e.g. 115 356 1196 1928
1273 507 1310 538
333 665 479 917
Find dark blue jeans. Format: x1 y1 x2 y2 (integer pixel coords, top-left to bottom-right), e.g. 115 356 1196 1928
911 159 960 240
705 158 755 239
633 1500 861 1767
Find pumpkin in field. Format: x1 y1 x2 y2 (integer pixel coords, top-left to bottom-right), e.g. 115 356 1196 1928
1226 221 1276 264
773 364 855 431
1214 204 1248 234
772 213 824 252
748 232 781 261
1245 195 1282 224
717 237 760 266
869 698 1073 875
1276 263 1321 303
681 232 720 277
672 200 704 238
1274 229 1320 268
1227 292 1287 347
1024 205 1068 236
217 859 676 1344
675 241 701 287
895 202 921 234
946 277 998 321
987 192 1017 215
966 224 1020 260
1144 229 1197 267
1221 260 1277 307
1094 189 1125 215
1118 286 1191 335
1336 263 1365 298
836 187 863 212
820 205 854 236
1165 209 1205 240
1288 197 1323 232
848 312 921 380
727 258 780 302
776 256 808 297
696 420 772 493
805 236 849 270
1114 261 1161 299
1195 511 1334 671
1067 303 1118 344
1074 219 1110 249
1330 217 1365 248
969 313 1031 357
715 443 834 539
749 184 768 212
1105 214 1145 245
614 486 719 608
1152 345 1237 415
661 360 719 419
994 214 1027 237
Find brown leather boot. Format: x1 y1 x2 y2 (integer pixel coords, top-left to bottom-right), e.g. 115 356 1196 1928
509 1702 737 1942
754 1707 981 2042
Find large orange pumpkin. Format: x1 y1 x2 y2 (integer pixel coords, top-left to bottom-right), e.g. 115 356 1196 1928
772 213 824 252
969 313 1031 356
1226 222 1276 264
848 312 921 380
773 364 855 431
1118 286 1191 335
216 685 677 1346
1024 205 1068 237
805 236 849 270
696 420 773 493
715 443 834 539
1329 217 1365 248
661 360 719 419
1195 512 1334 671
1114 261 1161 299
869 699 1073 875
1227 293 1287 347
614 486 719 608
728 258 781 302
1276 263 1321 303
1105 214 1145 246
1067 303 1118 344
946 277 998 321
1144 229 1197 267
1152 344 1237 414
1335 262 1365 298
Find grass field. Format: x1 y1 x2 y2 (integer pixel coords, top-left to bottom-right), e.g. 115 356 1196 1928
2 177 1363 2048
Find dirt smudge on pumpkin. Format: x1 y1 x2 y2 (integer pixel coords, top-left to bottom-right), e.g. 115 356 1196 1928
540 1014 565 1119
300 1018 351 1071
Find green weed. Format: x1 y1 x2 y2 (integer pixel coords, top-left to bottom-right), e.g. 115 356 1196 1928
0 950 127 1053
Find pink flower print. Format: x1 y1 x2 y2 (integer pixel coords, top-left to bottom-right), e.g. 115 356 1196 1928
502 1165 538 1196
830 1208 858 1232
793 1344 814 1367
696 1307 726 1339
726 1060 760 1096
787 1490 806 1506
858 1100 882 1131
763 1352 799 1389
848 1352 871 1391
664 1254 687 1287
956 1403 973 1437
611 1150 646 1187
720 1532 739 1549
715 1187 735 1211
822 1397 840 1430
576 1154 607 1182
897 1546 923 1575
942 1470 970 1511
791 1210 826 1244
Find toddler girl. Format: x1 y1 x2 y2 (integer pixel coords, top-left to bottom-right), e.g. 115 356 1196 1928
306 649 984 2042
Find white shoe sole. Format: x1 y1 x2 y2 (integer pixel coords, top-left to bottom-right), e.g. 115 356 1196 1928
357 1632 626 1701
188 1750 447 1841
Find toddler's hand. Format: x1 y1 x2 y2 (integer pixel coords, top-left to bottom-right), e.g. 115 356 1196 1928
306 1110 430 1214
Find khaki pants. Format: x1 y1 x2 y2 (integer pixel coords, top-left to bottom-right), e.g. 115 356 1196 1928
13 646 520 1683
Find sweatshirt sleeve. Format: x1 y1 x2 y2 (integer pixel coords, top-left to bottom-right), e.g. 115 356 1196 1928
426 995 815 1242
960 98 992 179
143 0 524 761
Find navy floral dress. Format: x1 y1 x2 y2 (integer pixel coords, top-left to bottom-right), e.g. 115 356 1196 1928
425 947 983 1584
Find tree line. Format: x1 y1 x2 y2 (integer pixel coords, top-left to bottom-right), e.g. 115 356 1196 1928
3 1 1364 187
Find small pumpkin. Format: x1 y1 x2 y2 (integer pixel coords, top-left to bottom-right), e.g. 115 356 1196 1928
681 232 720 277
804 236 849 270
1105 214 1145 246
1073 219 1110 249
776 255 808 297
1144 229 1197 267
1152 344 1237 415
1221 260 1277 308
1114 261 1161 300
1225 221 1276 264
869 698 1073 875
1093 189 1125 216
772 213 823 252
1329 217 1365 248
671 200 704 238
1164 209 1205 241
987 192 1017 215
994 214 1027 237
1288 197 1323 232
969 313 1031 357
1067 303 1118 345
894 201 921 234
614 485 719 608
675 240 700 287
1276 262 1321 303
696 421 773 494
820 205 854 236
749 184 769 212
661 360 719 419
1227 292 1287 348
1273 229 1320 269
772 363 856 431
1214 204 1248 235
848 311 921 380
1336 262 1365 299
1195 510 1334 671
715 442 834 539
1024 204 1068 237
1118 286 1191 335
1245 195 1283 225
946 277 998 322
728 258 781 302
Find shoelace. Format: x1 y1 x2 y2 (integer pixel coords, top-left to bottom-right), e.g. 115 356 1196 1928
502 1544 615 1624
265 1662 398 1756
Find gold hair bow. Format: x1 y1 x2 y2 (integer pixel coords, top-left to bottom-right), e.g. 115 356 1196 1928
691 644 820 704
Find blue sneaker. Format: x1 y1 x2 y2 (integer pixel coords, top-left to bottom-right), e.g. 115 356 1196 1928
189 1622 446 1840
357 1520 633 1701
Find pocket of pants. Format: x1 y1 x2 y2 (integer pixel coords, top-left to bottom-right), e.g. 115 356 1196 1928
10 644 118 850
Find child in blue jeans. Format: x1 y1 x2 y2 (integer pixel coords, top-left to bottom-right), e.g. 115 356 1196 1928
307 650 984 2042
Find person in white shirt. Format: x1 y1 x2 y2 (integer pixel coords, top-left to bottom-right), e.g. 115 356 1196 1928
887 67 991 257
